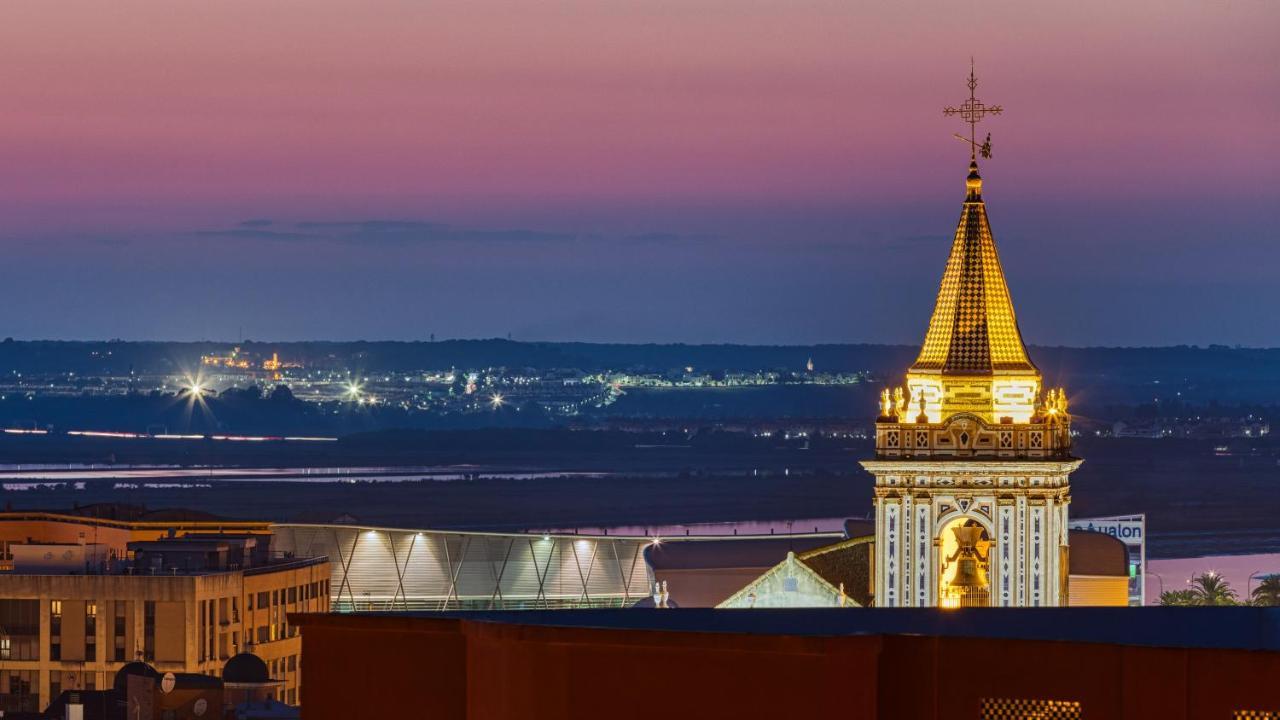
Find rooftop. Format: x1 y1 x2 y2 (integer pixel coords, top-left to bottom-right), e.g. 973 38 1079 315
293 607 1280 654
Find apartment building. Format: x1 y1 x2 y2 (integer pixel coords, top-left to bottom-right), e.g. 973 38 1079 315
0 511 328 714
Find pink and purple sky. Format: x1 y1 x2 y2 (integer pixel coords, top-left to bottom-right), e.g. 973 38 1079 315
0 0 1276 344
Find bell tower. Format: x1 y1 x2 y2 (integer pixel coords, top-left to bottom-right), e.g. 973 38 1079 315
860 66 1080 608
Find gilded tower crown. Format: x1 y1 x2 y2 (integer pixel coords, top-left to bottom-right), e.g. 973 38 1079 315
910 162 1036 377
904 160 1043 425
874 159 1072 458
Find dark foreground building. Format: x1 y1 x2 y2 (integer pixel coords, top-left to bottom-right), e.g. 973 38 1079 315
292 607 1280 719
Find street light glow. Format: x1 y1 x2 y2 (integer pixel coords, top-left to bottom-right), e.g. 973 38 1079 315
183 376 207 398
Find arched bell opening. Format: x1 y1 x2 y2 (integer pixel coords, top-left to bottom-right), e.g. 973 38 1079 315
937 517 993 608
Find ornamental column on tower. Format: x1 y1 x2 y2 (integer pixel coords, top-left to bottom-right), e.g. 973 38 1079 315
860 70 1080 608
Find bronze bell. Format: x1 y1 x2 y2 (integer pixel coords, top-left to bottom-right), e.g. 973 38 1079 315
945 525 990 606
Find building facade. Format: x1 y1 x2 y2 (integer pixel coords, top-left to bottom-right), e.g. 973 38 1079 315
271 523 652 611
860 160 1080 608
0 514 328 713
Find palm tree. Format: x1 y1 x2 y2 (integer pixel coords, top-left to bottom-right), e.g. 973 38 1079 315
1188 572 1237 606
1158 589 1198 606
1252 575 1280 607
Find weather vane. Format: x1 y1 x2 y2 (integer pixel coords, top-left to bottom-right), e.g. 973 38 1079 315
944 59 1001 161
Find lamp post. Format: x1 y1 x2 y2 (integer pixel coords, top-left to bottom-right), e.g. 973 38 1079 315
1144 571 1164 602
1247 570 1267 603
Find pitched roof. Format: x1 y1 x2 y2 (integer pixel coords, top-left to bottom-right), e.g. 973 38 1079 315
910 162 1037 376
797 536 874 607
716 551 861 608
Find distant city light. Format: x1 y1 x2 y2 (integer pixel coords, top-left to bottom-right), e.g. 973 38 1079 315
183 377 207 397
490 392 505 409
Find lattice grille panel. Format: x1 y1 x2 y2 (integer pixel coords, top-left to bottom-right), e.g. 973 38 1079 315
1235 712 1280 719
981 697 1081 720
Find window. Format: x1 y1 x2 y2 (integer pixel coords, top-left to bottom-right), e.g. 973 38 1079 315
144 601 156 661
1 670 38 714
86 602 97 661
247 593 254 611
287 654 297 672
206 601 216 659
113 602 127 662
199 601 206 662
50 599 64 659
0 600 39 661
257 591 270 609
257 626 269 645
288 586 297 604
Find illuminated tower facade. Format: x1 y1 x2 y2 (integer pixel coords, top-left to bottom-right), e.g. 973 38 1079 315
861 69 1079 607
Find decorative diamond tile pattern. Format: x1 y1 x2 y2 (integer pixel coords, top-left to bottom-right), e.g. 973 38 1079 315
981 697 1082 720
911 191 1036 376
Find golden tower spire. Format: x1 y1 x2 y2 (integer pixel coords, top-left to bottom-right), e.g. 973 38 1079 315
906 63 1038 423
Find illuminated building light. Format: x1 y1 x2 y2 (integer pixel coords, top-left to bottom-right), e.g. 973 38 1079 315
3 428 48 435
61 430 336 443
68 430 143 438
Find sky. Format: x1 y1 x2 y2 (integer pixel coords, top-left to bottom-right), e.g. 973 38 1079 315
0 0 1276 346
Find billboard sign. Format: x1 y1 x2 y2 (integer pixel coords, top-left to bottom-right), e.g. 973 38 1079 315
1069 514 1146 606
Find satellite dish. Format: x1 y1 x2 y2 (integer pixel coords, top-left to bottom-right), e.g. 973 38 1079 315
160 672 176 694
193 698 208 717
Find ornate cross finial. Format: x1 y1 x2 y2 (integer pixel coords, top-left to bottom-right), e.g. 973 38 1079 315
943 59 1002 161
